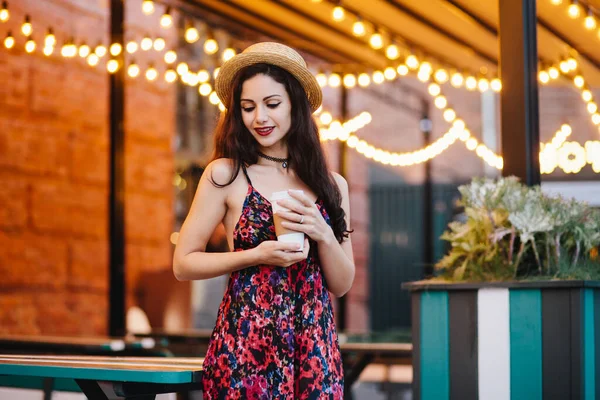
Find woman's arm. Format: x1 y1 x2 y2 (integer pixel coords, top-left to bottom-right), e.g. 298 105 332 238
173 159 309 281
278 173 355 297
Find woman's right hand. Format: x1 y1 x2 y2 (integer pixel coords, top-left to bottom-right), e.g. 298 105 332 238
254 238 310 267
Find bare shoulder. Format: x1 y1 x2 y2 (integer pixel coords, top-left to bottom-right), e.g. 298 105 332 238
331 171 349 193
204 158 237 186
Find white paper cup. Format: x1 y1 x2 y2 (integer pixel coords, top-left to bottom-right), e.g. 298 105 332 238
271 190 305 251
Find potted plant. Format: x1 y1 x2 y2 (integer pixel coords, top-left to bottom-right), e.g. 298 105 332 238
403 177 600 400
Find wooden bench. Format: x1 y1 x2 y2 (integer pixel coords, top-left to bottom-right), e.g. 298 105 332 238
0 354 203 399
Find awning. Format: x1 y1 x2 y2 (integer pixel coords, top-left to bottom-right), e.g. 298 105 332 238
189 0 600 85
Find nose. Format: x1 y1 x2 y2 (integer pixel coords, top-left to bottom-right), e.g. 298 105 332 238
255 104 269 124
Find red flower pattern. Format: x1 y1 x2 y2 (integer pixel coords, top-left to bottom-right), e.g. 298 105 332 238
202 182 344 399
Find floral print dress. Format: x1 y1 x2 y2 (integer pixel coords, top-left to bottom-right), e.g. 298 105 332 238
201 165 344 399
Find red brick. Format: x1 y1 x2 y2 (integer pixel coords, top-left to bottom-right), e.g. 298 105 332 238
125 86 175 143
69 239 108 291
34 291 83 335
0 231 68 288
126 140 173 194
127 243 173 293
0 117 70 177
0 294 39 335
67 292 108 335
70 128 109 184
0 53 30 109
31 180 107 237
125 193 173 242
0 173 28 229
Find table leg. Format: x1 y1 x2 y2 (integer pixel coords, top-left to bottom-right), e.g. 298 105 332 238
42 378 53 400
75 379 110 399
343 354 374 400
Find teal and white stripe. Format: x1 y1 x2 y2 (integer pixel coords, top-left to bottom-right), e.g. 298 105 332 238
409 284 600 400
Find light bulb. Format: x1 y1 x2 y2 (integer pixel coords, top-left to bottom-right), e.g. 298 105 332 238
107 59 119 73
185 25 199 43
78 43 90 58
372 71 385 84
369 32 383 49
126 41 138 53
197 69 210 83
199 83 212 96
95 44 107 57
128 63 140 78
146 66 158 81
176 62 189 75
358 73 370 87
142 0 155 15
406 55 419 69
316 73 327 88
222 47 236 62
153 37 166 51
328 73 341 87
574 75 585 88
25 37 36 53
110 43 122 56
332 6 345 21
343 74 356 88
385 44 399 60
397 64 409 76
434 69 449 83
0 1 8 22
43 45 53 56
165 69 177 83
45 29 56 47
87 53 99 66
204 38 218 55
209 91 220 105
164 50 177 64
384 67 396 80
491 78 502 92
141 36 153 51
160 7 172 28
352 20 366 37
21 15 32 36
568 2 581 19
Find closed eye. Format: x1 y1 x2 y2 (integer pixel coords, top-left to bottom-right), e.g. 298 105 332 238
242 107 255 112
267 103 281 109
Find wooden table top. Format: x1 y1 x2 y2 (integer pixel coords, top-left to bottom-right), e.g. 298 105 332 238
0 354 203 384
0 334 156 351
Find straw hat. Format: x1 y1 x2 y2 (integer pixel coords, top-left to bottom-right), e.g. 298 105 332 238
215 42 322 113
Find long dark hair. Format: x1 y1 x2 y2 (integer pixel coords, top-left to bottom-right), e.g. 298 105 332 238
210 63 351 243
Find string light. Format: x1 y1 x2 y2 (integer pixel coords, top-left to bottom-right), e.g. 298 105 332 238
160 7 173 28
24 36 35 53
43 44 53 56
332 6 345 21
584 9 597 29
44 28 55 47
141 36 153 51
145 65 158 81
142 0 155 15
358 73 370 87
385 43 399 60
107 59 119 73
0 1 9 22
384 67 396 80
369 31 383 49
95 44 107 57
222 47 236 62
78 43 90 58
61 38 77 58
184 20 199 43
176 62 188 75
109 42 122 56
568 1 582 18
165 68 177 83
352 18 366 37
126 41 138 53
451 72 464 87
204 38 219 55
87 53 99 66
21 15 32 36
465 76 477 90
316 72 327 88
209 91 220 105
343 74 356 88
153 37 166 51
213 67 220 79
164 50 177 64
434 69 448 83
328 73 341 87
199 82 212 96
197 69 210 83
372 70 385 84
320 111 333 125
397 64 409 76
406 55 419 70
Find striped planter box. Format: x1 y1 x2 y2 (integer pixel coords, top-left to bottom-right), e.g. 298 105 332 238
403 280 600 400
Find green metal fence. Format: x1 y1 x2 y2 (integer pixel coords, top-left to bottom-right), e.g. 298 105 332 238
369 184 461 331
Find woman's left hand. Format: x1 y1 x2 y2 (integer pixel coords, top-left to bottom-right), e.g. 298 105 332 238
276 190 335 245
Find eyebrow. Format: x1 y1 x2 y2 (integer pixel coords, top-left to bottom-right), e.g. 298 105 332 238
240 94 282 102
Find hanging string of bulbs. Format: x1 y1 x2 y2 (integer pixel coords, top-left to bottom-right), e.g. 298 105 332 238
548 0 600 40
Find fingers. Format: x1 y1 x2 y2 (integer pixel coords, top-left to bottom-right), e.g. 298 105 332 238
287 189 313 207
276 210 305 223
277 198 312 215
281 220 307 234
275 241 303 252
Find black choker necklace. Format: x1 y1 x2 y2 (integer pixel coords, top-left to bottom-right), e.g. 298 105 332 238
258 152 290 168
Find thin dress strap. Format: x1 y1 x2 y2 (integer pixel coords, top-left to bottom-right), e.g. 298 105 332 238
240 164 253 186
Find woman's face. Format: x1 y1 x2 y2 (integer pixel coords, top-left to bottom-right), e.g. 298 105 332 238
240 74 292 150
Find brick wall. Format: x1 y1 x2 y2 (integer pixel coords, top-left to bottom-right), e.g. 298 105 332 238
0 0 175 335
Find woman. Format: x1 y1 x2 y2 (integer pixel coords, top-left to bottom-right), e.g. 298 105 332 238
173 42 355 399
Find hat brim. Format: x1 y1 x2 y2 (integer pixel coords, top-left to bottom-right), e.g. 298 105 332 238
215 52 322 113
